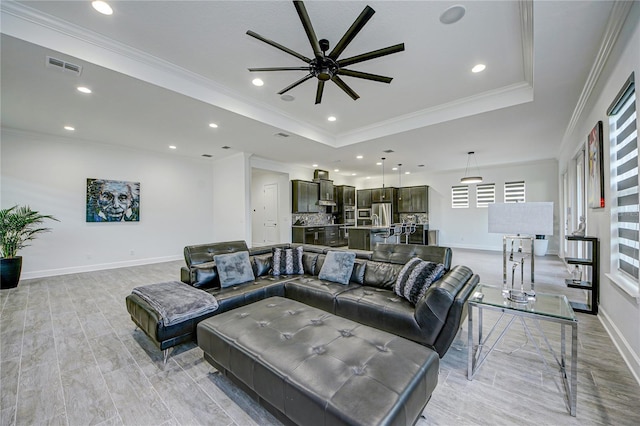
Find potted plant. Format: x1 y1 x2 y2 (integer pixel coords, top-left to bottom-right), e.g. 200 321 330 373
0 205 58 289
534 234 549 256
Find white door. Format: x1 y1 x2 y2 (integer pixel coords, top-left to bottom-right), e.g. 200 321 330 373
263 183 278 244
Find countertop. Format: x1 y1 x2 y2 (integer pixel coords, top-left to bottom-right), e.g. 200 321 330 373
291 224 350 228
349 226 392 231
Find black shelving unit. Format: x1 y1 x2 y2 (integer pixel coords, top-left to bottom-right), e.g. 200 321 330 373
564 235 599 315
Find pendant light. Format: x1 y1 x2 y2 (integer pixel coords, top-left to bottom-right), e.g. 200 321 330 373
381 157 386 200
460 151 483 184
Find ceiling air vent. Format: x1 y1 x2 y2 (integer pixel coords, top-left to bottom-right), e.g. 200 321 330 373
201 154 213 158
221 146 231 150
46 56 82 76
383 149 395 153
274 132 290 138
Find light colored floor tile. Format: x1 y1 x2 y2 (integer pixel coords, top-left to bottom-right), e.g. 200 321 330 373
0 250 638 425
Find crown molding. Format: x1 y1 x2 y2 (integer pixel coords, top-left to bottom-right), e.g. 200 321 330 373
520 0 534 86
560 0 634 148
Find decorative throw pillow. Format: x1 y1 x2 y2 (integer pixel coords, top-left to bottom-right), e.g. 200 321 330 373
318 251 356 285
272 246 304 276
213 251 255 288
394 257 445 305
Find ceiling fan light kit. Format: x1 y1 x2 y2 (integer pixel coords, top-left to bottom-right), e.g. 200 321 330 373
460 151 483 184
247 1 405 104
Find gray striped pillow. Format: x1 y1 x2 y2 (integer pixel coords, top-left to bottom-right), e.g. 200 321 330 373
272 246 304 276
394 257 445 304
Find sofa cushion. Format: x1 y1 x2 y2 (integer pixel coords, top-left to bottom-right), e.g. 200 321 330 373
272 246 304 276
372 244 452 271
362 261 404 290
334 287 428 345
213 251 255 288
394 258 445 305
184 240 248 267
318 251 356 285
284 277 361 313
302 252 319 275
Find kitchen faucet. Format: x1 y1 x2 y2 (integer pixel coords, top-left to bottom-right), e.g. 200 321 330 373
372 213 380 227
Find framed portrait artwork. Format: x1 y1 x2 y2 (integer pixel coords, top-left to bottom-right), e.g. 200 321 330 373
86 178 140 222
587 121 604 209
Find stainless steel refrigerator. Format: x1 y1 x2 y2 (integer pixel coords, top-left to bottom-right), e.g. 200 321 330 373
371 202 392 227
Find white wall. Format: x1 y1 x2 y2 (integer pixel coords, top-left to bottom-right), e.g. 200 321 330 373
1 128 215 278
353 159 560 252
557 3 640 383
211 152 252 243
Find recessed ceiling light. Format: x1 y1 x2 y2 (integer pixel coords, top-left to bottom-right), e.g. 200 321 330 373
376 162 382 166
92 1 113 15
252 78 264 87
352 173 357 176
392 167 398 171
472 64 486 73
405 171 411 175
327 116 336 122
281 94 295 102
356 155 363 159
209 123 218 128
366 176 371 179
64 126 74 131
77 86 92 94
439 5 466 24
334 169 339 172
312 164 318 167
169 145 177 150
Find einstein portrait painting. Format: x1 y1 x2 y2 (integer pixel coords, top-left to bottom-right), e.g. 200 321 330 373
86 178 140 222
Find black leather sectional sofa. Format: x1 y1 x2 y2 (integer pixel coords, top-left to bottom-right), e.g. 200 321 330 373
126 240 479 358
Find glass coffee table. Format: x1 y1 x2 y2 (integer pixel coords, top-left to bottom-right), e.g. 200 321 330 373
467 284 578 416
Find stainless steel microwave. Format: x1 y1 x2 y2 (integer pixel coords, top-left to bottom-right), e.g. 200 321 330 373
358 209 371 218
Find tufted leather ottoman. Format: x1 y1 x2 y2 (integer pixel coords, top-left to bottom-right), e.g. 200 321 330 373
197 296 439 426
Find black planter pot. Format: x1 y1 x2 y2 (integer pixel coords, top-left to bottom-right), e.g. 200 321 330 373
1 256 23 289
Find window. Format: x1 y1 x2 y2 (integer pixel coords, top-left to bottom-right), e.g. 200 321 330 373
451 185 469 208
476 183 495 208
504 181 525 203
609 73 638 279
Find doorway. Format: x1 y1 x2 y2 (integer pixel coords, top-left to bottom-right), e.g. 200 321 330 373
251 168 289 246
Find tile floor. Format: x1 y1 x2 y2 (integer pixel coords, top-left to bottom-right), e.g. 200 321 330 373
1 249 639 425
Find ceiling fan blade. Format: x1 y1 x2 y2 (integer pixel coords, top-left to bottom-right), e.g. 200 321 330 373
277 74 314 95
315 81 325 104
246 30 311 63
248 67 310 72
338 43 405 67
331 75 360 101
293 1 323 59
328 5 375 60
338 69 393 84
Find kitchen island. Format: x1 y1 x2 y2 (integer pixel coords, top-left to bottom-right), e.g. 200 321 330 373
347 226 393 251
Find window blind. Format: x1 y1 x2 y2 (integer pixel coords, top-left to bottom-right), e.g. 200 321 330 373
452 185 469 208
610 76 638 279
476 183 495 207
504 181 525 203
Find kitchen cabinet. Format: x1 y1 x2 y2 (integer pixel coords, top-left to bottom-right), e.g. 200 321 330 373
335 185 356 207
324 226 340 247
371 187 395 203
357 189 372 208
348 228 371 250
397 185 429 213
318 179 334 203
291 180 319 213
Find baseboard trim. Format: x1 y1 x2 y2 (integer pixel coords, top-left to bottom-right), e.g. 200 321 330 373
599 307 640 386
20 255 183 280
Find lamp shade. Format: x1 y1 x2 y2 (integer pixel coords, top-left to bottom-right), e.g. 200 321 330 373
488 202 553 235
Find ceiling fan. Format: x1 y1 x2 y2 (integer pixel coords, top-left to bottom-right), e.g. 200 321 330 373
246 1 405 104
